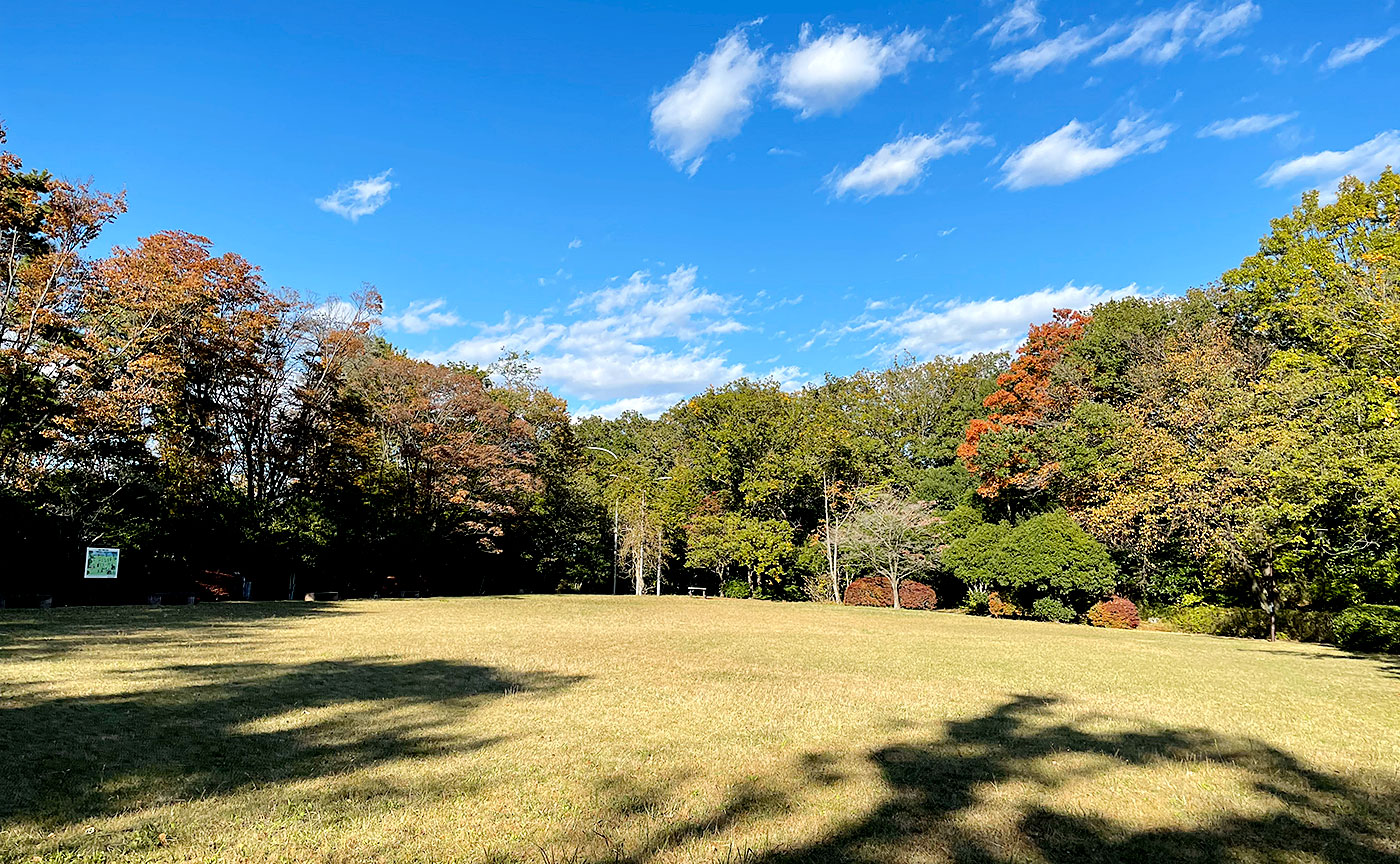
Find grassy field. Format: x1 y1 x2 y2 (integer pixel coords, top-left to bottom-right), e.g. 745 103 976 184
2 597 1398 863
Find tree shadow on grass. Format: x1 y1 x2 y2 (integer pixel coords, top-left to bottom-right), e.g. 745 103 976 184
0 655 582 831
1247 645 1400 681
567 695 1399 864
0 602 356 662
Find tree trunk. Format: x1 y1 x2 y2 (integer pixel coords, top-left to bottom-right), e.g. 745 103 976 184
1254 549 1278 642
1265 553 1277 642
823 475 840 604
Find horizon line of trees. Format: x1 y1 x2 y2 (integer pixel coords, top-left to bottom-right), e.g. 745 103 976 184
3 123 1397 635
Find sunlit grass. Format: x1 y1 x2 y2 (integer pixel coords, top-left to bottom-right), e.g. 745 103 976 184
2 596 1397 863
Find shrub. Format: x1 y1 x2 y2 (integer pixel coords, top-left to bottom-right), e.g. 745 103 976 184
843 577 937 610
899 580 938 611
987 591 1020 618
943 518 1010 591
963 590 991 615
1031 597 1076 623
1170 604 1236 635
985 512 1118 606
1087 595 1139 629
1332 605 1400 653
1163 605 1334 642
721 580 751 599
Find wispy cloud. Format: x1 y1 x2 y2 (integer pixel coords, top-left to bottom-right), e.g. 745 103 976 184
1095 5 1198 65
568 237 583 249
1323 28 1399 70
994 2 1260 80
382 299 462 334
829 125 993 199
856 282 1150 357
977 0 1044 47
650 25 767 175
316 170 394 222
1001 117 1173 189
775 24 929 117
1260 130 1400 194
427 265 798 418
993 26 1111 79
1195 2 1262 47
1197 112 1297 139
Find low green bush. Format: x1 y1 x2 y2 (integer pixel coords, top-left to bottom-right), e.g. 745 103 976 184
1162 605 1334 643
1332 605 1400 653
1030 597 1076 623
721 580 751 599
962 590 990 615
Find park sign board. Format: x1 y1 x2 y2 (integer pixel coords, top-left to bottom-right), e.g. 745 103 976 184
84 547 120 579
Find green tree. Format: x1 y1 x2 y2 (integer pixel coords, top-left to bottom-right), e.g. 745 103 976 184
986 512 1118 608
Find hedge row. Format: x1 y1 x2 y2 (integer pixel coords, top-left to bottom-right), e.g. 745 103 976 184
1333 605 1400 653
1142 604 1335 643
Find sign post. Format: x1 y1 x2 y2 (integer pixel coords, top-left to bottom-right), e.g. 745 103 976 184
84 547 120 579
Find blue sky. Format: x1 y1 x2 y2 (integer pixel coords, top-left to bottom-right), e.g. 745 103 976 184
5 1 1398 416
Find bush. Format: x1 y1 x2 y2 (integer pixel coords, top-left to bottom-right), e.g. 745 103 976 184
1087 595 1139 629
843 577 937 610
1031 597 1076 623
962 590 991 615
1160 604 1334 642
985 512 1119 606
899 580 938 611
721 580 751 599
987 591 1020 618
1333 605 1400 653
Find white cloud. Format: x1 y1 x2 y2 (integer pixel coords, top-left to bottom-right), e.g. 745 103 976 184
1197 112 1297 139
1260 130 1400 194
996 2 1260 79
1324 28 1398 70
428 266 782 418
978 0 1044 47
774 25 928 117
568 237 583 249
650 26 767 175
1096 6 1198 65
767 146 802 156
382 299 462 334
316 170 394 222
584 394 687 419
1000 117 1173 190
938 227 957 237
993 26 1111 79
864 282 1150 357
830 125 993 199
1195 2 1262 47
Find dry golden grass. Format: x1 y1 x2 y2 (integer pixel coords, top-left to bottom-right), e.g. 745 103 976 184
2 596 1398 863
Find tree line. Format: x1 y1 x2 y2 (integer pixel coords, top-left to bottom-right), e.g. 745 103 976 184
3 124 1397 634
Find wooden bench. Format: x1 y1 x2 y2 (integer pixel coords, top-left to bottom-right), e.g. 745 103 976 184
687 586 707 598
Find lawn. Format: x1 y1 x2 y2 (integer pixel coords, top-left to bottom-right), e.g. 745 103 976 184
2 597 1397 863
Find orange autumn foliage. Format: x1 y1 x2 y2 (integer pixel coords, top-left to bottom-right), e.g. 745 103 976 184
957 308 1090 497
